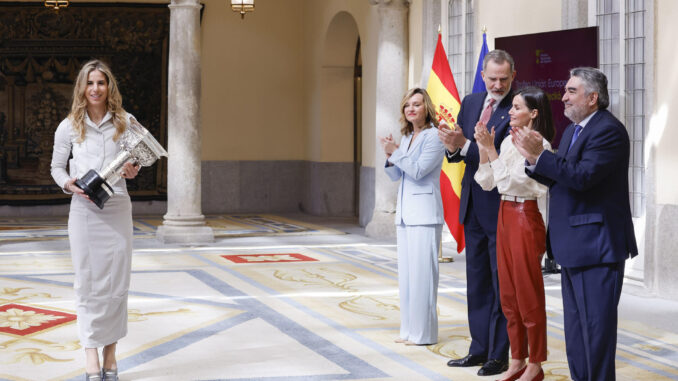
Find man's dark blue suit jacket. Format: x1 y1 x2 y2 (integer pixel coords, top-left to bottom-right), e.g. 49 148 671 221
529 109 638 267
447 90 514 231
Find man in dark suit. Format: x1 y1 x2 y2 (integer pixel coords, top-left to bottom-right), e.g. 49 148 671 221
438 50 514 376
512 67 638 381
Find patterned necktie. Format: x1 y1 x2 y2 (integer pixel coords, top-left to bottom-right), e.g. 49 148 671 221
567 124 583 152
479 98 496 125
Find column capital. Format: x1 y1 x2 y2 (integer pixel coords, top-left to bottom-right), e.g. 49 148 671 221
169 0 201 9
369 0 411 8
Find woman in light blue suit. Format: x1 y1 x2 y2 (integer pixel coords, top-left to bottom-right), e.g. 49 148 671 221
380 88 445 345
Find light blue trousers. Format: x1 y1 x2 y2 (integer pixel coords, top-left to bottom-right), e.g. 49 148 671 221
396 224 442 344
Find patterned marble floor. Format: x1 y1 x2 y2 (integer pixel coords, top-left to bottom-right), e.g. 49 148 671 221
0 214 343 243
0 214 677 380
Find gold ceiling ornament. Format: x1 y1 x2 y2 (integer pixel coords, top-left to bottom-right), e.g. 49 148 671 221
231 0 254 19
44 0 69 10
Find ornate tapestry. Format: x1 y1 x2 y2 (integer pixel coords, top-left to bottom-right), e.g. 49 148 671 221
0 2 169 205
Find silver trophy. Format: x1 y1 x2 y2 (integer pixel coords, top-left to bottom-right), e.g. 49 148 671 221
75 117 168 209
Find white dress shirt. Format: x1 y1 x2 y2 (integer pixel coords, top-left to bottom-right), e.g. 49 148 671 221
574 110 597 131
475 135 551 211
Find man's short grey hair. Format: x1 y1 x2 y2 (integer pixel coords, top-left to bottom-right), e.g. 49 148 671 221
483 49 515 72
570 67 610 110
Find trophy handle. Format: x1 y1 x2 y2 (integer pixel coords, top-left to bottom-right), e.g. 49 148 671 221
99 150 133 187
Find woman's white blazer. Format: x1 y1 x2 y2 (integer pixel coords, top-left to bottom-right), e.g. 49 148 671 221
385 127 445 226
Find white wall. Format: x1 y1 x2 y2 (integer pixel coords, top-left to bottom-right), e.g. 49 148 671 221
652 0 678 205
200 0 305 161
476 1 562 51
301 0 379 166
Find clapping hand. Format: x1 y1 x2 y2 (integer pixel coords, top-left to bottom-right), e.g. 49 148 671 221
379 134 399 157
437 120 466 152
510 125 544 165
474 122 495 152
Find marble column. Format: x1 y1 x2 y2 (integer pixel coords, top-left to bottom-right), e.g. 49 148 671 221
365 0 410 238
419 0 441 87
561 0 589 29
156 0 214 243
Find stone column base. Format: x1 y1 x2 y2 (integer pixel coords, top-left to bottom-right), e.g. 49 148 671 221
156 223 214 244
365 210 396 238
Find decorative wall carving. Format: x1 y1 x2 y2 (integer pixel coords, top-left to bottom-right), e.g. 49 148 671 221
0 2 169 204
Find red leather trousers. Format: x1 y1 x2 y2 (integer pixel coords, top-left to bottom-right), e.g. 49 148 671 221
496 200 547 363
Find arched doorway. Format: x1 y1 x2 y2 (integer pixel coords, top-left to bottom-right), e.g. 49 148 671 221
316 12 361 217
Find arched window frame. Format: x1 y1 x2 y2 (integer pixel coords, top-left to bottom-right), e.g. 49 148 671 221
593 0 650 217
447 0 475 96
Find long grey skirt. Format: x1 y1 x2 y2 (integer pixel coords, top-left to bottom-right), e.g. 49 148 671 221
68 194 132 348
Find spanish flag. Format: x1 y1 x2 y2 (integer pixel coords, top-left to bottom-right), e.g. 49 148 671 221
426 33 465 253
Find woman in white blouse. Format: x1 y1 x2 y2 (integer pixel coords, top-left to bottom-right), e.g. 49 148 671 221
51 60 140 381
380 88 445 345
473 87 554 381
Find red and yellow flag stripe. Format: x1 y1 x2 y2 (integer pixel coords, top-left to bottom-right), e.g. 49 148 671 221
426 33 465 253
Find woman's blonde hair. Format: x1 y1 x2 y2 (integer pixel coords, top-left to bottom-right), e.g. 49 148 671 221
68 60 127 142
399 88 438 136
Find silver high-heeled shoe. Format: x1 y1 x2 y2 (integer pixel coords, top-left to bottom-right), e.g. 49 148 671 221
102 368 118 381
85 371 102 381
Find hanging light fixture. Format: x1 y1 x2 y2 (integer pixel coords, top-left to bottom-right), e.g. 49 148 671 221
44 0 69 10
231 0 254 19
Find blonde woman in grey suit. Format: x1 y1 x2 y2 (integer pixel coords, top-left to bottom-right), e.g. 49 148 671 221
380 88 445 345
51 60 140 381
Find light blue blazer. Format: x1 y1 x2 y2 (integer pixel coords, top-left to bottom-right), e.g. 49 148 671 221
385 127 445 226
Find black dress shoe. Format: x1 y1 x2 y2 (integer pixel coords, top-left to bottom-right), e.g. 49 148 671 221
446 354 487 367
477 359 509 376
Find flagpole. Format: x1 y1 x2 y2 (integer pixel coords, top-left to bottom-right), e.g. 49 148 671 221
439 243 452 263
428 23 463 263
436 24 453 264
